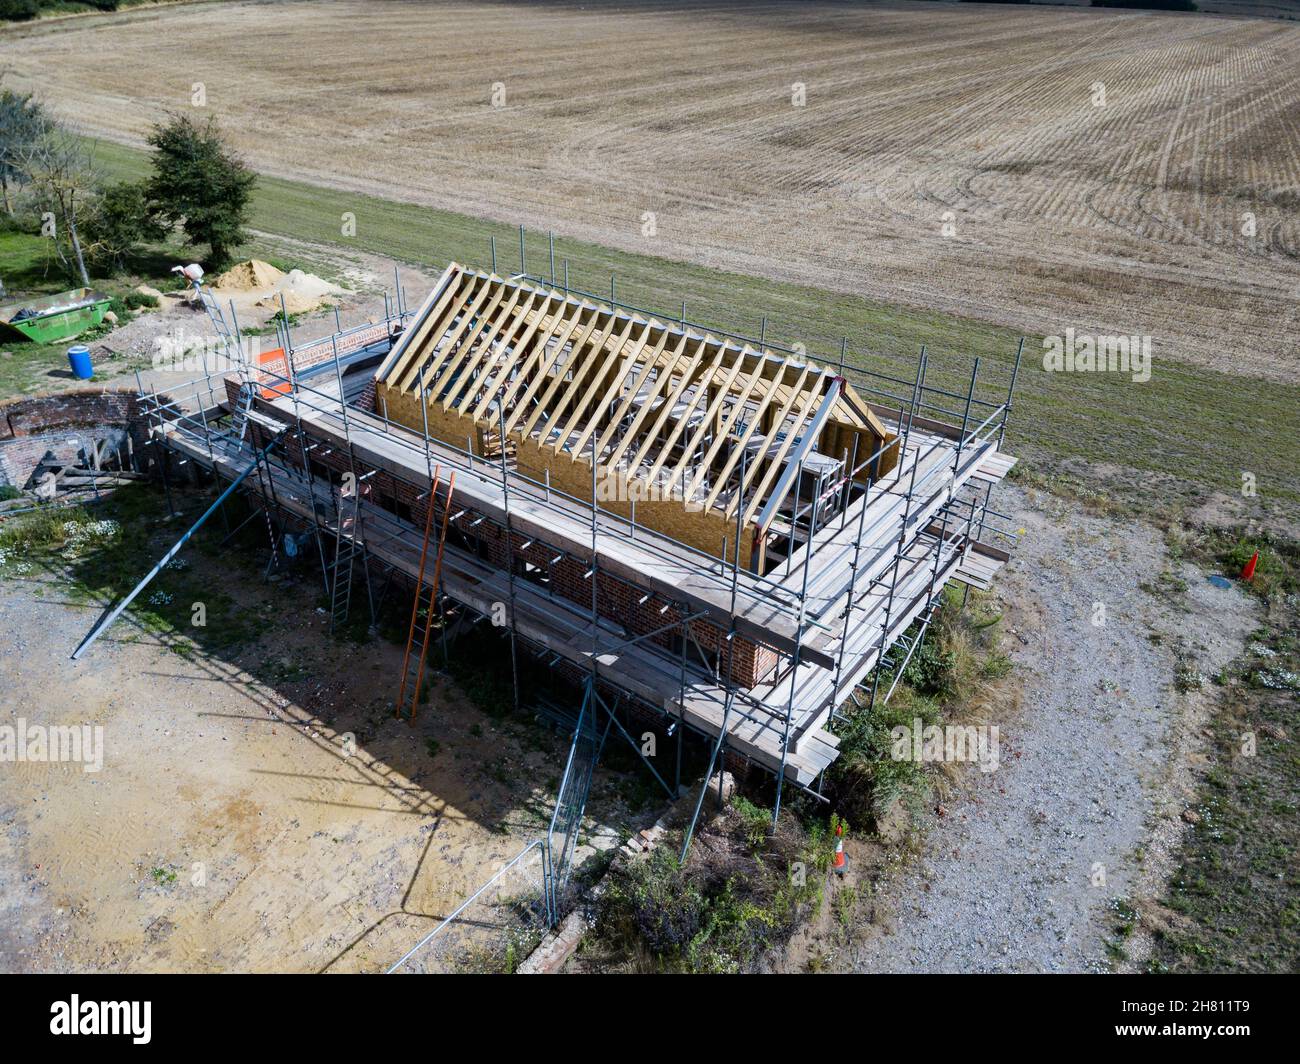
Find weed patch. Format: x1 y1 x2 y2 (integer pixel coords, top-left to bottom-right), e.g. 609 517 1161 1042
826 586 1015 834
594 803 839 973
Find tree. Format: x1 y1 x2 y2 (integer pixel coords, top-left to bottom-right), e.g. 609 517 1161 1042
146 114 255 271
85 180 163 272
0 79 52 214
19 126 99 287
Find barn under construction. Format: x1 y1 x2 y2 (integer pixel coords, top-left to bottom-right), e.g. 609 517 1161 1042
76 250 1021 918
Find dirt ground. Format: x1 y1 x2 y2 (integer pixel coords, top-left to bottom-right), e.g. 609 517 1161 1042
0 504 638 974
3 0 1297 383
822 484 1260 973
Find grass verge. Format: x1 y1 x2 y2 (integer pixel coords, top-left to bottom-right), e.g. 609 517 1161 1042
0 482 267 650
826 584 1015 835
1147 527 1300 972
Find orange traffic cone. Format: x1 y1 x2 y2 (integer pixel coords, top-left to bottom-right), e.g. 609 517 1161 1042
832 822 847 876
1241 551 1259 582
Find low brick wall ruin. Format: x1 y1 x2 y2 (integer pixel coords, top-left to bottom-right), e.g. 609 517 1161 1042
0 389 156 489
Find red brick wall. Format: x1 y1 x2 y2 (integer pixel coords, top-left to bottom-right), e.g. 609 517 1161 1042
472 522 775 688
286 323 391 376
0 390 136 441
222 356 382 414
0 389 153 488
233 373 780 691
355 378 378 414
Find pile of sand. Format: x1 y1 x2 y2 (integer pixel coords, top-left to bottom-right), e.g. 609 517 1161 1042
211 259 342 315
214 259 285 291
255 268 341 315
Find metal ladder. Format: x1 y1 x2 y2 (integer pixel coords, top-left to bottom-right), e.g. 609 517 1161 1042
330 482 365 633
193 280 240 357
230 384 254 442
395 469 456 720
251 439 282 577
230 384 283 575
219 382 279 569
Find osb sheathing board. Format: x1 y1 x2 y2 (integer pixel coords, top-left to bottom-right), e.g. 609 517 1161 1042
378 380 485 455
514 434 755 568
373 266 898 560
820 420 898 483
375 379 754 567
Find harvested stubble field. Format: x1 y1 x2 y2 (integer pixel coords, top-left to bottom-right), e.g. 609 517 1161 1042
3 0 1298 384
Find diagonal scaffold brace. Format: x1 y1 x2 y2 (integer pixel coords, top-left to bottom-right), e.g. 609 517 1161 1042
70 430 288 661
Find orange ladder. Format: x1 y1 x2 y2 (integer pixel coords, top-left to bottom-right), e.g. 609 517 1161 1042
395 468 457 720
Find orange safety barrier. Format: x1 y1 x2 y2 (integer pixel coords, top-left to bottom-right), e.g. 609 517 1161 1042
256 347 293 400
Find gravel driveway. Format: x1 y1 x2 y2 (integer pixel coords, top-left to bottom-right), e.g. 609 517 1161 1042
847 484 1258 973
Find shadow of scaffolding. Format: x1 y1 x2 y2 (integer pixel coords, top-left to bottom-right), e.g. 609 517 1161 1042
385 837 552 974
386 677 608 974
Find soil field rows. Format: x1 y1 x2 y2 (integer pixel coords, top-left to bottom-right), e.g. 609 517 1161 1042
3 0 1298 384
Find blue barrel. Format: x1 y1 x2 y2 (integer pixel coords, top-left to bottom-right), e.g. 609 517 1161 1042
67 344 93 380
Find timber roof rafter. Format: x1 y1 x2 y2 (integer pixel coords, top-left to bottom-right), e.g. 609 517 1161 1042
375 264 892 524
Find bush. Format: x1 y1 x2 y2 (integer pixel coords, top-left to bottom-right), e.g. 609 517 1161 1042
832 682 936 828
86 180 162 272
0 0 39 23
123 290 159 311
598 802 832 973
614 849 706 955
827 587 1013 831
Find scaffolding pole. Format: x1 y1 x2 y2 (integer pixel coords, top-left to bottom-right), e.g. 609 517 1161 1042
498 394 521 714
772 474 822 825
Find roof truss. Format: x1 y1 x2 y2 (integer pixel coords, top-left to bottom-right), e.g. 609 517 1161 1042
376 264 890 526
